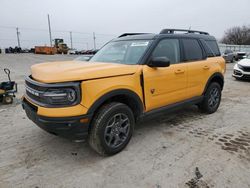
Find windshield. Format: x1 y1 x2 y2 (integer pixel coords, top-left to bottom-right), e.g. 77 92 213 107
90 40 151 64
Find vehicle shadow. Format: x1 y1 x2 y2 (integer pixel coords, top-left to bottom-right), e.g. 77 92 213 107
233 78 250 83
27 105 205 164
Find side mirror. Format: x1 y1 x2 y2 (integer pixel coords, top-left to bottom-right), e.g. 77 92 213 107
148 57 170 68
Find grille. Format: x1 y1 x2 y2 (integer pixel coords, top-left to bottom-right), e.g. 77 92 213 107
25 77 47 104
243 74 250 79
242 66 250 72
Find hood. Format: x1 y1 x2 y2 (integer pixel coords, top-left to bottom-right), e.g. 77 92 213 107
31 61 139 83
238 58 250 67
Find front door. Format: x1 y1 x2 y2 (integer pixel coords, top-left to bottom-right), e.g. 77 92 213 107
143 39 188 111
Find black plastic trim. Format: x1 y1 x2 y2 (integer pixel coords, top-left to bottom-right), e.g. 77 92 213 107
203 73 224 94
22 98 91 140
142 96 203 119
140 72 146 107
87 89 144 115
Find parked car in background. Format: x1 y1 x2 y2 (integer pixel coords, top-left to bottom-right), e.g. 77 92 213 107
73 55 93 61
82 49 99 55
223 49 236 63
233 54 250 80
68 49 79 55
236 52 247 61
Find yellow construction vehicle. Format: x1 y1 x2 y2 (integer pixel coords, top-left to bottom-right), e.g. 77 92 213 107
54 38 69 54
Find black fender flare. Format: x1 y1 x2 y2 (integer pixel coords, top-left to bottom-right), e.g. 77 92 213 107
87 89 144 116
203 72 224 95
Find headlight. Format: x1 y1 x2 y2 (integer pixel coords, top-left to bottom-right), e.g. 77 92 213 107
237 64 244 70
25 76 81 107
43 88 77 105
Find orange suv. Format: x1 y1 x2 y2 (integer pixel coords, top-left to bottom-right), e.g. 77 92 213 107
22 29 225 155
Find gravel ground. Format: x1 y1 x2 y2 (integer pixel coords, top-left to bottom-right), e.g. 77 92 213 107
0 54 250 188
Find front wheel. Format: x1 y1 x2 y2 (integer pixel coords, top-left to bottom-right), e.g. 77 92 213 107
88 102 135 156
198 82 221 114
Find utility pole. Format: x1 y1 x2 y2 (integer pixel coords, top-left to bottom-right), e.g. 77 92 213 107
93 32 96 50
47 14 52 47
16 27 20 48
70 31 73 49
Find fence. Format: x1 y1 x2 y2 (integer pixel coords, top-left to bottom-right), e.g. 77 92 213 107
218 43 250 54
0 26 117 50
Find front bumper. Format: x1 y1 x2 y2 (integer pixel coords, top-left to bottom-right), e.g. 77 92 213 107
232 66 250 80
22 98 92 140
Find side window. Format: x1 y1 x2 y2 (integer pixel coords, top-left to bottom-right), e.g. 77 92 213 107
182 39 203 61
205 40 221 56
151 39 180 64
200 39 214 57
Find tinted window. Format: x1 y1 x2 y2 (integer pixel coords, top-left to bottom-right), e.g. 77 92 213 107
152 39 180 64
182 39 203 61
200 40 214 57
205 40 221 56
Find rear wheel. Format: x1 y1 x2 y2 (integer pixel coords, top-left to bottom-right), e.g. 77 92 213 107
199 82 221 114
3 95 13 104
88 102 135 156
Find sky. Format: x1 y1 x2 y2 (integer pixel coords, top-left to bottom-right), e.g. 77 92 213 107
0 0 249 50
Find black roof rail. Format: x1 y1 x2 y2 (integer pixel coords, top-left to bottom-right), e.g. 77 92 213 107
118 33 151 38
160 29 209 35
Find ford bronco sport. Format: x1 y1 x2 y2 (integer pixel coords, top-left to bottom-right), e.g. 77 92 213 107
22 29 225 155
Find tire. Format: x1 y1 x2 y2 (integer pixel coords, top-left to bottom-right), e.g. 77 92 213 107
3 95 13 104
88 102 135 156
198 82 221 114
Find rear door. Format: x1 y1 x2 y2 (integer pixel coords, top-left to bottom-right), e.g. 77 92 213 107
181 39 211 98
143 38 188 111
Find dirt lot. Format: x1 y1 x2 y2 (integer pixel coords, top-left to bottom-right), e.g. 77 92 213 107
0 54 250 188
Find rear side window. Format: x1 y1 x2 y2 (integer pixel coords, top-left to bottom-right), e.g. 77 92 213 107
205 40 221 56
182 39 204 61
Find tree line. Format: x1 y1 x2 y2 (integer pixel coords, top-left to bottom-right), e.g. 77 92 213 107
221 25 250 45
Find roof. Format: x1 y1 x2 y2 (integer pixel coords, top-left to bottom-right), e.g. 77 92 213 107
113 29 216 41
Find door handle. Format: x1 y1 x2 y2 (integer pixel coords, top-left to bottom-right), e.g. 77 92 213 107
175 69 185 74
203 65 210 70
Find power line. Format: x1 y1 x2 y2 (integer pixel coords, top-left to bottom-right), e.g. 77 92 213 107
0 24 117 49
0 25 117 36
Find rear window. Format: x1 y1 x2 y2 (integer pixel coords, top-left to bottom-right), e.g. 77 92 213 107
205 40 221 56
182 39 204 61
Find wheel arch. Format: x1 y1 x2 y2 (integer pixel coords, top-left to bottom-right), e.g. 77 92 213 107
203 72 224 95
87 89 144 122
